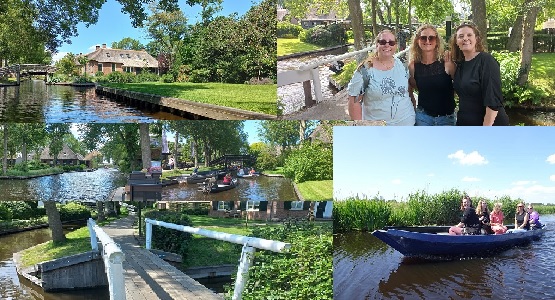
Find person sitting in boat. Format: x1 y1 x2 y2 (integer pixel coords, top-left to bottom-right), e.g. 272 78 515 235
222 173 233 185
193 166 199 175
527 204 542 229
249 168 256 175
449 196 481 235
490 202 508 234
476 199 493 234
515 202 530 230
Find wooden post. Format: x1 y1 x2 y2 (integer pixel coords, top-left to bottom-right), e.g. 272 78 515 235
303 80 314 107
16 65 20 85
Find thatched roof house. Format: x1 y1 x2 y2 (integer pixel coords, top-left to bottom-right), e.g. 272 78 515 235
79 44 159 76
40 144 86 166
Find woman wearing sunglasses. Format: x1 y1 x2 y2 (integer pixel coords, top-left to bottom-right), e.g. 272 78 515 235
514 202 530 230
408 24 456 126
346 30 415 125
449 23 509 126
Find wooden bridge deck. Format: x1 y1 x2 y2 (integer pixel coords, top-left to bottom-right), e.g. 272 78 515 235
102 216 223 300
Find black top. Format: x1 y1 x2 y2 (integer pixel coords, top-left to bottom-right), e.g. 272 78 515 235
516 211 530 229
414 61 455 116
461 207 480 229
453 52 509 126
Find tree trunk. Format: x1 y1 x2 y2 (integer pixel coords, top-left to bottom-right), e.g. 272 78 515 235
407 0 413 38
96 201 105 222
44 200 66 243
2 125 7 176
348 0 365 52
507 14 524 51
22 142 27 163
299 120 306 142
517 4 540 86
471 0 488 50
372 0 378 37
174 132 179 170
139 123 151 170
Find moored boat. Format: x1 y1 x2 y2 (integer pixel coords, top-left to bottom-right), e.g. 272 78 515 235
372 226 546 258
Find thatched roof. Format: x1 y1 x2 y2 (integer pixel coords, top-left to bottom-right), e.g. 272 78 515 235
40 144 85 161
84 46 158 68
83 150 101 161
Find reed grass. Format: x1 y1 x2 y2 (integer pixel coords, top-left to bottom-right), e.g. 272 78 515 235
334 189 553 233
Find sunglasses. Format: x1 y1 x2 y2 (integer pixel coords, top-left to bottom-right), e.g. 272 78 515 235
378 39 396 46
419 35 437 42
517 206 523 208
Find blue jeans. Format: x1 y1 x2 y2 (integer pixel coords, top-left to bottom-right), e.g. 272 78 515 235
415 107 456 126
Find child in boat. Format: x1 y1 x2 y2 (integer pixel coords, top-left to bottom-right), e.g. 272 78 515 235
490 202 508 234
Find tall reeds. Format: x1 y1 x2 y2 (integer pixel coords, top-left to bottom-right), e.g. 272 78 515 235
334 189 543 233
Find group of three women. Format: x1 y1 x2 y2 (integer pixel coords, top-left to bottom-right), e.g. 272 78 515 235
347 23 509 126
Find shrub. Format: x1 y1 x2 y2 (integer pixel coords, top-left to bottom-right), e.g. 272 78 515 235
0 201 34 220
0 204 13 220
491 50 548 107
142 210 193 260
233 221 332 300
136 71 159 83
190 68 211 83
103 71 134 83
277 22 303 38
283 142 332 183
59 202 91 221
160 73 175 83
301 24 348 47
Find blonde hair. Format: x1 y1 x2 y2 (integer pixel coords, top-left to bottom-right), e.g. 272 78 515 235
359 29 397 69
476 199 490 216
448 23 486 62
409 24 444 63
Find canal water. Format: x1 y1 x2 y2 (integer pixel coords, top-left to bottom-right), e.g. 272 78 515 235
162 176 299 202
0 80 184 122
333 214 555 299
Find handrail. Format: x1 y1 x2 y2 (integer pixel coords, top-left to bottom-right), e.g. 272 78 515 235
145 218 291 300
87 218 126 300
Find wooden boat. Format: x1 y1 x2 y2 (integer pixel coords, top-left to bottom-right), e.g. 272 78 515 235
372 225 546 258
237 168 259 179
201 179 237 194
177 174 208 184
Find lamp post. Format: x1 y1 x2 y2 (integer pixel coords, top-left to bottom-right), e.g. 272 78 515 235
445 16 452 42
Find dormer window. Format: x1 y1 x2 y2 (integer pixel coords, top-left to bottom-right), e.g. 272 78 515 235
106 53 110 57
120 54 124 58
126 54 130 58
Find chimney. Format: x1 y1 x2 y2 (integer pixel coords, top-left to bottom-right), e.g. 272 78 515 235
96 45 100 50
102 43 107 48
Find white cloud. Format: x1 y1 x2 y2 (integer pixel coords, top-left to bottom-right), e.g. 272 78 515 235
550 175 555 182
547 154 555 164
512 180 533 186
391 179 402 185
51 52 68 63
462 176 480 182
427 173 435 177
448 150 488 165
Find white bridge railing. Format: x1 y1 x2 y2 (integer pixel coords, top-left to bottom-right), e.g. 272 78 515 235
277 45 408 104
87 218 126 300
145 218 291 300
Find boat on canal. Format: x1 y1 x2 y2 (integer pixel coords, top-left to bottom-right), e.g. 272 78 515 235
372 225 546 258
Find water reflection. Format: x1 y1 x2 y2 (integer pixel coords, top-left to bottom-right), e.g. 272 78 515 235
0 80 185 122
506 108 555 125
162 176 298 201
334 215 555 299
0 168 128 203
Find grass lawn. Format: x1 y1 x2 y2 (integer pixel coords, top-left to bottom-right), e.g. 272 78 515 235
185 215 259 268
262 167 286 176
296 180 333 201
530 53 555 104
102 82 277 115
278 38 323 56
19 226 92 268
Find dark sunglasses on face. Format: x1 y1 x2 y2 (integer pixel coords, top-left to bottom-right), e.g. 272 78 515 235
419 35 436 42
378 39 396 46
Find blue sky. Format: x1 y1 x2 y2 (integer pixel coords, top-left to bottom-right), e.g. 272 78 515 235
54 0 260 61
333 127 555 204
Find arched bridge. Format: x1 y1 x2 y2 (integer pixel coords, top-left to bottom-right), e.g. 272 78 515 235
0 64 57 85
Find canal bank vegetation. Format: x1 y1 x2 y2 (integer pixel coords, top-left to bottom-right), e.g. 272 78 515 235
100 82 277 115
334 189 555 233
140 209 332 299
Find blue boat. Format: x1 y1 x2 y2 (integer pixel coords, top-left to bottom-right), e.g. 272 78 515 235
372 226 545 258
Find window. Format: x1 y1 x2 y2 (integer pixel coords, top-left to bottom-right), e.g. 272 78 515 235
120 54 124 58
112 63 116 72
97 63 103 72
126 54 130 58
246 201 260 211
106 53 110 57
218 201 230 211
290 201 303 210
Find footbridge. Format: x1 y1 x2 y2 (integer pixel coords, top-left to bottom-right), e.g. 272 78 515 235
0 64 57 85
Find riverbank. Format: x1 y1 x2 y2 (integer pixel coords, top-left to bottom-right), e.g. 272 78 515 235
0 169 64 180
97 82 278 119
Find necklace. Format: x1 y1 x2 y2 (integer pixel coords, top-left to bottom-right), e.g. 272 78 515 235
377 57 394 69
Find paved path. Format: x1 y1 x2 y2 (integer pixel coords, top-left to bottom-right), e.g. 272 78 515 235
102 215 222 300
281 89 350 120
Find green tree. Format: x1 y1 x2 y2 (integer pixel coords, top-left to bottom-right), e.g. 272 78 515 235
111 37 145 50
258 120 302 153
55 53 78 76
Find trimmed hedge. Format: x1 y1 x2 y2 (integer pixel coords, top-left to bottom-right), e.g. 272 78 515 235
300 24 348 47
278 22 303 38
142 210 193 260
59 202 91 221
